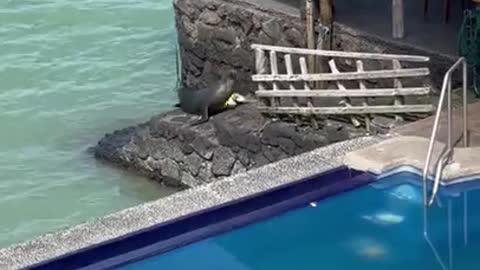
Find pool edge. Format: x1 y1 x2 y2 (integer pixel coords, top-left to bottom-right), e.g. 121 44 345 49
0 136 382 270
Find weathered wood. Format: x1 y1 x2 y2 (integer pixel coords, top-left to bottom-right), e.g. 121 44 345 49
284 54 301 125
251 44 430 62
319 0 333 26
270 51 279 90
392 0 405 38
252 68 430 82
356 60 371 131
255 48 267 91
258 104 435 115
305 0 316 73
328 59 361 127
299 57 312 91
256 88 431 97
328 60 347 91
393 59 404 121
317 0 333 88
299 56 318 128
284 55 295 91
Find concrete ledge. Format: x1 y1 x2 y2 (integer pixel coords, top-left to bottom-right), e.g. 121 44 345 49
344 135 480 184
0 136 380 270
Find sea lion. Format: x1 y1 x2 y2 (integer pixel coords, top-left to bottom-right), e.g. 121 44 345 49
177 70 240 125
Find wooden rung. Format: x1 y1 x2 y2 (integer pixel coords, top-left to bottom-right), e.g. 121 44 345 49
255 48 266 91
328 59 361 127
356 60 370 131
328 60 347 91
270 51 279 90
356 61 367 90
257 104 435 115
393 59 404 122
270 51 279 107
252 68 430 82
256 88 431 97
284 54 296 91
299 57 311 91
251 44 430 62
284 54 301 125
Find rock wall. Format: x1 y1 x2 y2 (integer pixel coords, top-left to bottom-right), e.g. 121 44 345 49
174 0 305 95
174 0 456 94
94 104 363 188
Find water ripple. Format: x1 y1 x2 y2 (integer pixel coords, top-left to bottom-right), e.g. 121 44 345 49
0 0 178 247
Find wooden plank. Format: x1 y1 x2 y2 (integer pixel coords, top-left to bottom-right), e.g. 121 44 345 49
299 57 312 91
392 0 405 39
251 44 430 62
356 61 368 90
328 59 361 127
317 0 333 88
319 0 333 28
306 0 316 73
269 50 280 107
255 88 431 97
393 59 404 121
257 104 435 115
284 54 296 90
356 60 371 131
254 48 267 91
328 60 347 91
299 56 318 128
252 68 430 82
284 54 301 125
270 51 279 91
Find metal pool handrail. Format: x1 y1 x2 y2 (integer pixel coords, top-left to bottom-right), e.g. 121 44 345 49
422 57 468 207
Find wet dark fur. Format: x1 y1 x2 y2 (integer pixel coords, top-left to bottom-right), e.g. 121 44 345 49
177 71 235 125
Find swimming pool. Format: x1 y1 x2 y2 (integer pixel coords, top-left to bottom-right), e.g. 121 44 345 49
25 168 479 270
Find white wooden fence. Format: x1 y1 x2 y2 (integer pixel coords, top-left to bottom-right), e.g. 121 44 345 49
251 43 434 129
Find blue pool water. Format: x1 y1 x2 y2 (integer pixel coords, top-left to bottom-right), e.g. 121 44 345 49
119 173 480 270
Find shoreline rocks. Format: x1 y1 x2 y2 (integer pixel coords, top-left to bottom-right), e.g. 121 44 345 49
94 104 365 187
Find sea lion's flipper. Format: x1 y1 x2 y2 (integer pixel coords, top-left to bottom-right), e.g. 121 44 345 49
190 107 209 126
191 116 208 126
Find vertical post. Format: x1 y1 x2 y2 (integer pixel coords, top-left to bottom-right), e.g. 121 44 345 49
463 60 468 147
305 0 316 74
318 0 333 88
448 200 453 269
392 0 405 38
447 79 452 150
464 192 468 245
319 0 333 49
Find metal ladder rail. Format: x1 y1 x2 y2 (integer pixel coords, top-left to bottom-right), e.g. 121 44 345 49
422 57 468 208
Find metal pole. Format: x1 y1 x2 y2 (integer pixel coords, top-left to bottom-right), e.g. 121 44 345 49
464 192 468 245
448 200 453 269
463 60 468 147
447 79 452 150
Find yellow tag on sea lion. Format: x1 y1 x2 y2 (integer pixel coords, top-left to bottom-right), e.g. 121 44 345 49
224 92 237 108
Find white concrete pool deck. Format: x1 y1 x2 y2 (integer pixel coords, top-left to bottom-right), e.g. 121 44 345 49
0 136 381 270
345 135 480 185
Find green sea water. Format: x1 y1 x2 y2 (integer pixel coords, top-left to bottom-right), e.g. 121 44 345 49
0 0 178 247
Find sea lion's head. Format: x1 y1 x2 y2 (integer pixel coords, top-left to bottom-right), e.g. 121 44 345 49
221 69 236 91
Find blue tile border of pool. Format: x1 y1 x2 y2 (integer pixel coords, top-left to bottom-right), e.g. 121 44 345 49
24 167 375 270
0 136 384 270
371 165 480 197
